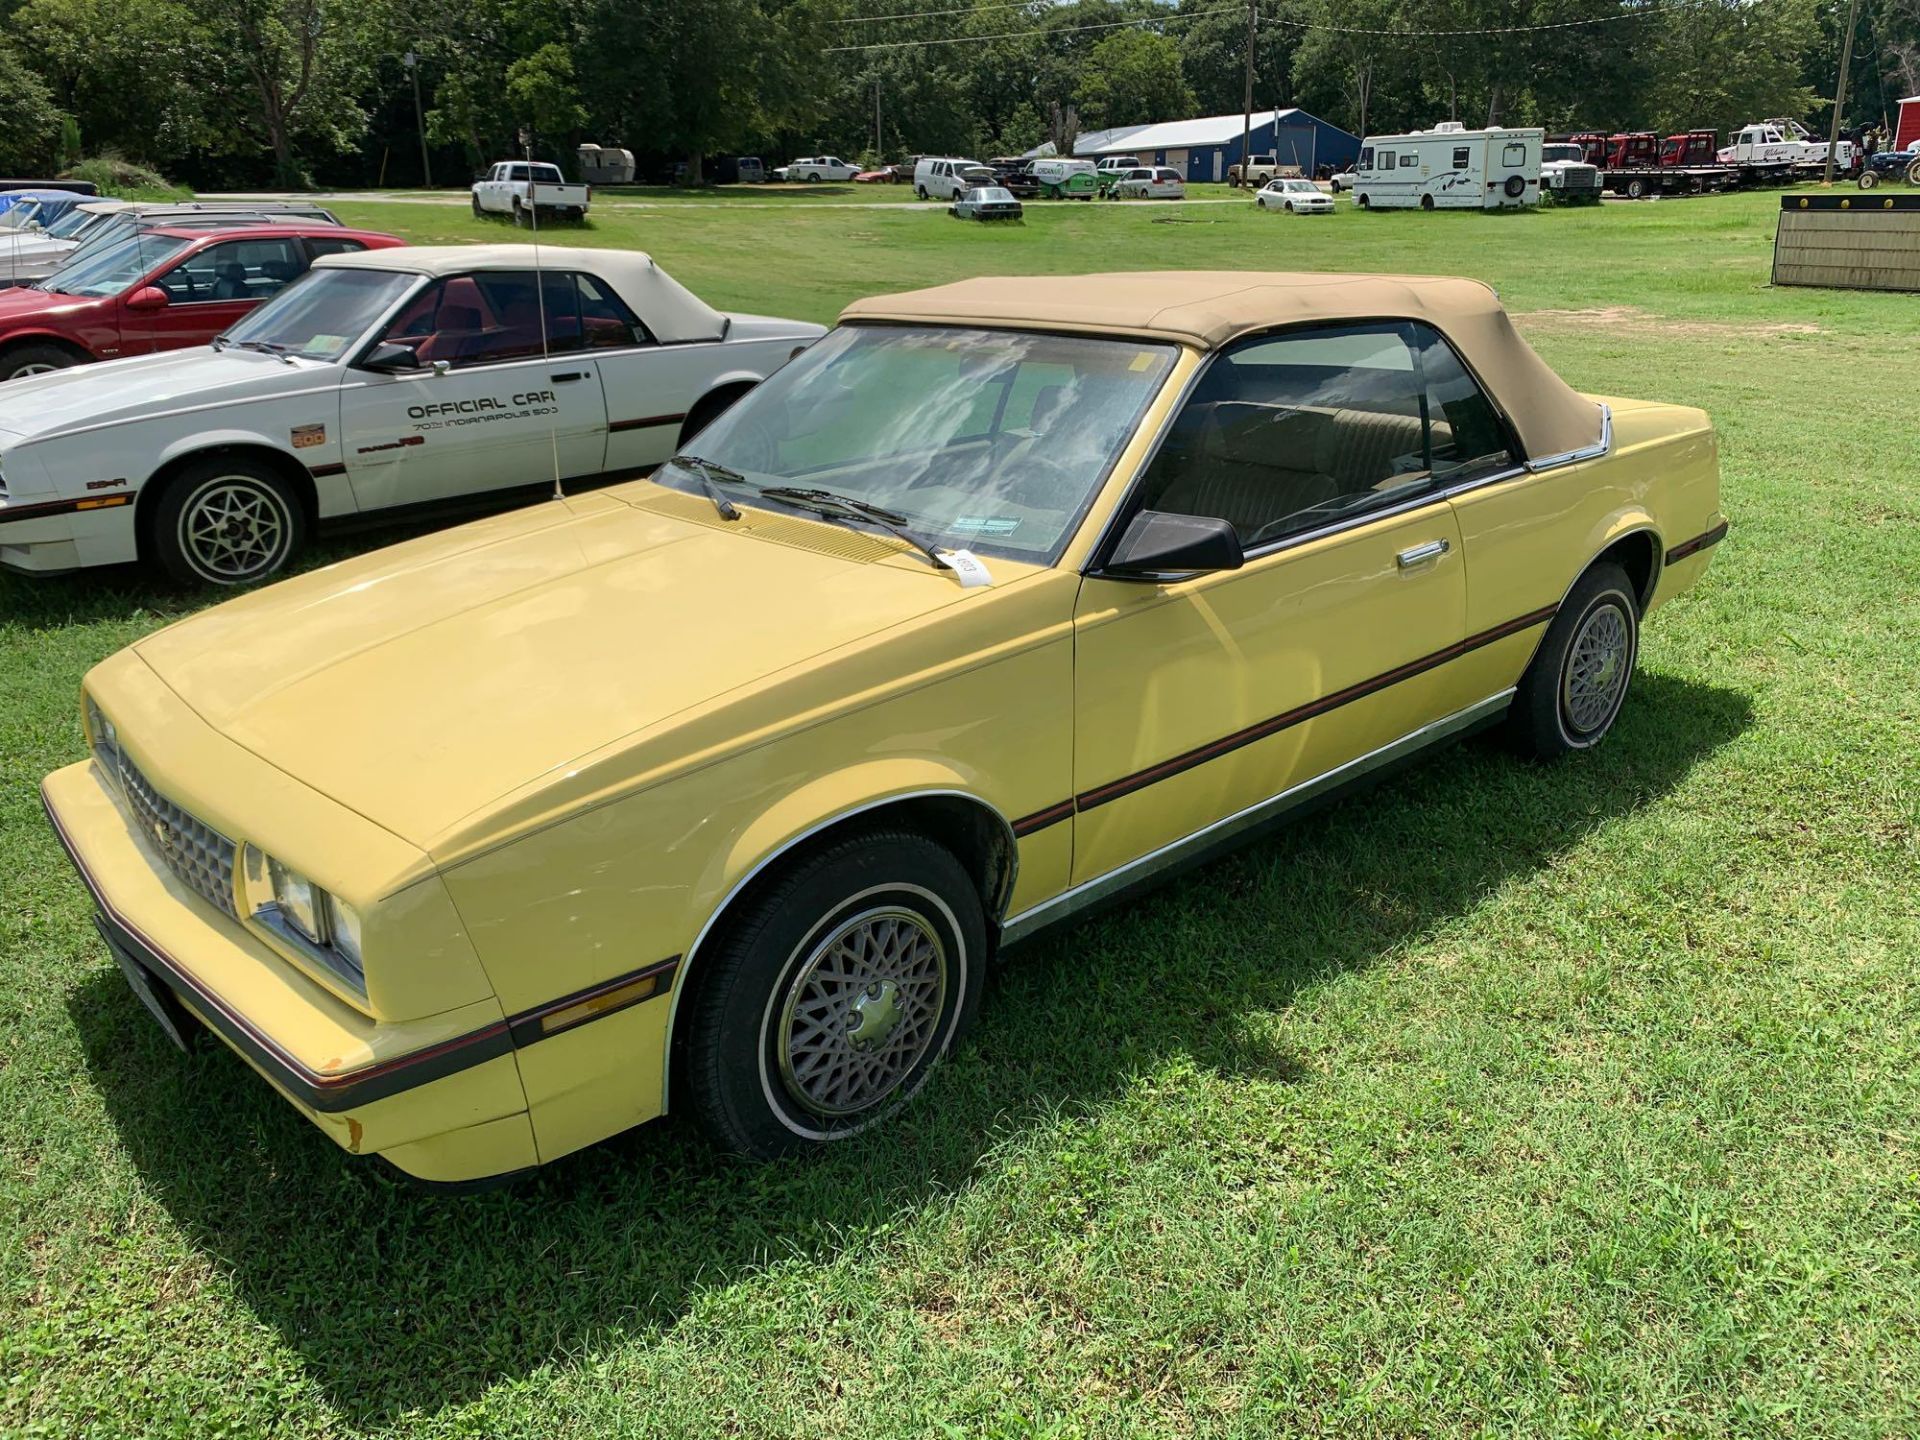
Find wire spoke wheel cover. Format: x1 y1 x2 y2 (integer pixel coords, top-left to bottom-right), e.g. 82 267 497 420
774 905 948 1119
1561 600 1631 735
178 476 292 582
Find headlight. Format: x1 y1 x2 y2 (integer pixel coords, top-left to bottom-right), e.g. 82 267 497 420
245 847 366 995
84 691 120 775
268 856 325 943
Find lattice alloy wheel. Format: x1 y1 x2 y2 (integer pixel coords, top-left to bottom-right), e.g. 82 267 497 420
150 456 308 586
1504 560 1640 759
685 828 989 1159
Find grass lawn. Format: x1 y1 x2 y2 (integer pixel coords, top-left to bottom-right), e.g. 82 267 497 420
4 190 1918 1438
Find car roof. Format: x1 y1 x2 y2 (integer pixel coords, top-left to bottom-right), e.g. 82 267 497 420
312 243 728 344
841 271 1605 462
142 223 384 241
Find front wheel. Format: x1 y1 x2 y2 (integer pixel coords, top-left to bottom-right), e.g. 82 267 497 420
471 193 483 216
683 828 987 1158
0 342 80 382
1505 562 1639 758
1858 169 1879 189
1625 178 1647 199
149 457 307 586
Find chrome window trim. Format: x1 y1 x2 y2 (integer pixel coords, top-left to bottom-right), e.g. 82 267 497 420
1079 320 1542 577
1000 689 1515 946
1524 403 1612 473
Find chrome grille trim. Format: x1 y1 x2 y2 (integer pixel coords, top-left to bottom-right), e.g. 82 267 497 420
111 749 239 916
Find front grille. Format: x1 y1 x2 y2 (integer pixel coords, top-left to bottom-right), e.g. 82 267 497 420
112 749 239 916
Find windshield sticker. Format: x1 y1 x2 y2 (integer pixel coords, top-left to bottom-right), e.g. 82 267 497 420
949 515 1021 536
290 423 326 449
304 334 350 357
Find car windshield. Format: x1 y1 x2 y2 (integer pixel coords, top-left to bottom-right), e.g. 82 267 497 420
42 208 99 239
34 232 191 297
220 267 418 360
0 202 45 231
656 324 1178 563
1543 145 1584 163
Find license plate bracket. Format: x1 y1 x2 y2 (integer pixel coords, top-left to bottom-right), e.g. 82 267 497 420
105 927 193 1054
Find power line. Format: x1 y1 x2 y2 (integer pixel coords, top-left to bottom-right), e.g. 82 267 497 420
834 0 1050 22
824 4 1239 52
826 0 1683 52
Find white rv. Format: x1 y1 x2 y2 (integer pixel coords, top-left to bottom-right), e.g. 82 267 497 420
1350 122 1542 211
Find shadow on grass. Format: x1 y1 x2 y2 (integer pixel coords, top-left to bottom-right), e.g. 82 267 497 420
68 671 1750 1424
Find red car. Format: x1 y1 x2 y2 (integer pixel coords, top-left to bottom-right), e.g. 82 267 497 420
0 223 405 383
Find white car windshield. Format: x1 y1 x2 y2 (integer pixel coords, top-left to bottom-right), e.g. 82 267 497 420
221 267 419 360
657 324 1178 563
36 232 192 297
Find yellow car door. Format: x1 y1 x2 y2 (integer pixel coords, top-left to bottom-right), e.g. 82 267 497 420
1068 321 1522 886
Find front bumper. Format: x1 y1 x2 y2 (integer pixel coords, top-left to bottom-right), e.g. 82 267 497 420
0 490 140 573
42 759 539 1183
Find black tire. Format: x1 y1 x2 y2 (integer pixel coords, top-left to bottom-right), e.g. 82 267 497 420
471 193 484 216
1505 562 1639 759
0 342 81 382
148 455 308 587
1357 193 1370 209
684 827 987 1159
1907 157 1920 186
1858 169 1879 189
1504 173 1527 199
804 171 819 182
915 185 928 200
678 384 752 448
1420 194 1435 211
511 200 528 227
1625 177 1647 199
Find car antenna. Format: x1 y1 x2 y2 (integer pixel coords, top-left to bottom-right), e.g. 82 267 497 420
522 126 564 503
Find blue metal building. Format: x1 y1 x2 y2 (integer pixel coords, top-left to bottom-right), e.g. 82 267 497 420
1026 109 1360 182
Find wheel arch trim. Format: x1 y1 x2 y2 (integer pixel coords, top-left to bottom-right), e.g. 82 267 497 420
133 435 320 546
659 784 1018 1111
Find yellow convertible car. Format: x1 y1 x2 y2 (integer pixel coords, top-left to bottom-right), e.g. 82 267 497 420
45 272 1726 1183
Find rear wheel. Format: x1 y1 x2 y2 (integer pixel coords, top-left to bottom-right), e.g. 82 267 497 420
683 828 987 1158
1357 193 1370 209
0 342 80 382
1505 562 1639 758
511 199 528 227
149 456 307 587
1907 157 1920 185
1625 177 1647 199
1420 194 1435 210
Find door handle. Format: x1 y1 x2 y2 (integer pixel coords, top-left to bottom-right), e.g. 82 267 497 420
551 371 587 383
1396 538 1451 568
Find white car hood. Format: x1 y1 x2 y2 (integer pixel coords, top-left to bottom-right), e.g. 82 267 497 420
0 348 333 444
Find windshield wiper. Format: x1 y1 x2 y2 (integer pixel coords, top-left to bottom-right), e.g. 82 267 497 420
667 453 745 521
228 338 297 365
758 486 953 572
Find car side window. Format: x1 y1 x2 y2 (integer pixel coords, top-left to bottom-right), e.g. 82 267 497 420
1381 153 1395 171
1132 323 1456 550
303 237 368 260
1359 146 1373 168
1408 323 1515 480
1453 147 1470 169
380 270 652 366
156 238 305 305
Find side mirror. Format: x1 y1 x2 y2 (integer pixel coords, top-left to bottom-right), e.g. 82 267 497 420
1103 510 1244 579
358 340 424 373
124 286 169 312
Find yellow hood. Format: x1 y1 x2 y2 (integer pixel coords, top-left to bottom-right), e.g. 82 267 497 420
132 483 989 848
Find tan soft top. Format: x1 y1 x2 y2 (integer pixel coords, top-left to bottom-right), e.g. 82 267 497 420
841 271 1603 463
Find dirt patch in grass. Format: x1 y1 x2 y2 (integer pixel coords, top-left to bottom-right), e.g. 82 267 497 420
1516 304 1823 337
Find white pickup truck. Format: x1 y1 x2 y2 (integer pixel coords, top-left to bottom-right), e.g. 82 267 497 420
471 162 591 226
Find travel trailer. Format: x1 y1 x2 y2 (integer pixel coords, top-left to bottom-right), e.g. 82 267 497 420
576 144 636 185
1350 123 1542 210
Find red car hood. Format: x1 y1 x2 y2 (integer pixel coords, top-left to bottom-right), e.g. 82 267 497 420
0 284 91 325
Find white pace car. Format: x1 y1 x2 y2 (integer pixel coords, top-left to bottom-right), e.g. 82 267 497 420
0 244 824 584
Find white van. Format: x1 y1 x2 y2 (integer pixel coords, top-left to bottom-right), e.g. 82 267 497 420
1351 122 1542 210
914 157 994 200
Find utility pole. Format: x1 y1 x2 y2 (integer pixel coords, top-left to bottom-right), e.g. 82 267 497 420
404 50 432 189
874 77 883 159
1824 0 1863 184
1240 0 1256 183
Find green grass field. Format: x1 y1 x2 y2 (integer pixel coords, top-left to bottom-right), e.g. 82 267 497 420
4 190 1918 1438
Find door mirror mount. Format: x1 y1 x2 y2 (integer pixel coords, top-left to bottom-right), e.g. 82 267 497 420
1103 510 1245 579
358 340 426 374
124 286 169 313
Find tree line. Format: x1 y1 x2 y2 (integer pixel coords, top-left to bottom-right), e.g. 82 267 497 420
0 0 1911 188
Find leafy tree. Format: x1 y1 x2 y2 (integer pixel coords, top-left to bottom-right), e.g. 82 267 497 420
13 0 210 166
0 42 63 172
1177 0 1300 116
1075 28 1195 129
196 0 392 185
1645 0 1819 135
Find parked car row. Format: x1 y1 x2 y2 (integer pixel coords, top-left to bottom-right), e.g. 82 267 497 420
36 263 1726 1190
